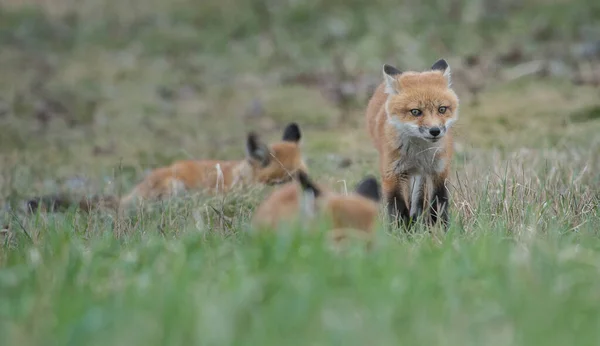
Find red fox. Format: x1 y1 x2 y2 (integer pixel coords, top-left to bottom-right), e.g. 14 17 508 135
252 171 381 244
23 123 308 213
119 122 307 206
365 59 459 229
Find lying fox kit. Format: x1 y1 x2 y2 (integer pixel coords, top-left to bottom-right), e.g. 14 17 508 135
252 171 381 243
365 59 459 229
120 122 307 206
23 123 307 213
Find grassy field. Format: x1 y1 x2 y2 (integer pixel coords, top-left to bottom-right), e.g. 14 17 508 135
1 0 600 345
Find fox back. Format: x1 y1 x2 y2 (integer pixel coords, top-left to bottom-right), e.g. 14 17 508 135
252 172 381 243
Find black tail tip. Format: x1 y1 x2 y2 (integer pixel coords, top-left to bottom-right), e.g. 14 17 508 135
24 196 49 213
354 176 381 202
23 195 71 213
295 171 320 197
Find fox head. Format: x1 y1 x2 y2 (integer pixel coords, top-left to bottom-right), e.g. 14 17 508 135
245 122 308 185
382 59 459 143
252 171 381 239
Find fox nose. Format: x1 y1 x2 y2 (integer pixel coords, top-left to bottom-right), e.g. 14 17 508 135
429 127 441 137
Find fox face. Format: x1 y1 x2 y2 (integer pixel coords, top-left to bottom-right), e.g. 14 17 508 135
383 59 459 143
246 122 307 185
252 171 381 240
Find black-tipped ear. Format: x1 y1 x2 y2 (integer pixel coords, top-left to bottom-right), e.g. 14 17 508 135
431 59 449 72
383 64 402 94
296 171 321 198
354 176 381 203
383 64 402 76
431 58 451 85
282 122 301 142
246 132 271 166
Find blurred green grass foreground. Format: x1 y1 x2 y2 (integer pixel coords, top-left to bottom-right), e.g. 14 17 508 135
1 0 600 345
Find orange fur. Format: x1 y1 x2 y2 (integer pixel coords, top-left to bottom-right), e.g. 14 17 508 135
120 123 307 207
23 123 308 213
252 173 381 245
365 59 459 229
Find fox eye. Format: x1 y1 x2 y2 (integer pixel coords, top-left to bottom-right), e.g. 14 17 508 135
438 106 447 114
410 109 422 116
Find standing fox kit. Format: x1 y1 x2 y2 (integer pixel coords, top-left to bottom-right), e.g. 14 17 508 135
253 171 381 244
366 59 459 228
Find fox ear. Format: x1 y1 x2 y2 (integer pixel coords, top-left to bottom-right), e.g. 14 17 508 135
354 176 381 203
246 132 271 167
296 171 320 217
431 58 451 85
282 122 301 142
296 171 321 198
383 64 402 95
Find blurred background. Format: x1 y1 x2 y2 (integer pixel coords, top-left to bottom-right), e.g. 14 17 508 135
2 3 600 343
0 0 599 202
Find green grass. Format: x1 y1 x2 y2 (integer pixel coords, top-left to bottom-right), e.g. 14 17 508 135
1 0 600 344
1 127 598 344
2 215 600 345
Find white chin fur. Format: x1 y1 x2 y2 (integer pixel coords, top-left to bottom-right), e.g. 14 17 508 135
387 117 421 138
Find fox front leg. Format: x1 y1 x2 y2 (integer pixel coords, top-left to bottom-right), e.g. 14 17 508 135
429 177 449 229
409 174 425 222
383 173 411 230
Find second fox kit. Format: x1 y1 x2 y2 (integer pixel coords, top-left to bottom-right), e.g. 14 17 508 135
365 59 459 228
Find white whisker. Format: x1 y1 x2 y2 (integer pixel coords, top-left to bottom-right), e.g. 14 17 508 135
415 145 442 156
431 146 443 165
